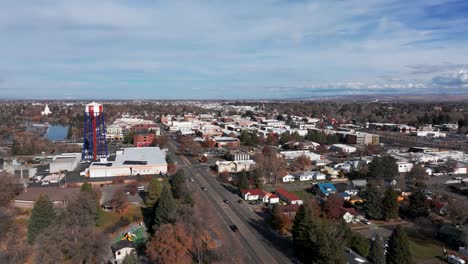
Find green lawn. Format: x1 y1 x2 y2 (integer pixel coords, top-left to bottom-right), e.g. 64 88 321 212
291 190 315 201
408 235 444 263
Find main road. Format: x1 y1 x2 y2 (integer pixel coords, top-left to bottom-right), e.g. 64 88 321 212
167 139 293 264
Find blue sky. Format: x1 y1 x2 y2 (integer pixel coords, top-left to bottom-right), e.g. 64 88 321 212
0 0 467 99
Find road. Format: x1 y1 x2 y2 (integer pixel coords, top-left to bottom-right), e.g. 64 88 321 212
168 139 293 264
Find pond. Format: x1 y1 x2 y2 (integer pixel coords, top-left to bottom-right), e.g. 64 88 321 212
45 125 69 141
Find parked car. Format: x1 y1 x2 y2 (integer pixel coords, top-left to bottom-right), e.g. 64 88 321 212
137 185 145 192
361 219 371 225
230 225 239 232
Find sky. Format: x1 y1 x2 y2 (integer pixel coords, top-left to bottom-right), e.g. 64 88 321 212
0 0 468 99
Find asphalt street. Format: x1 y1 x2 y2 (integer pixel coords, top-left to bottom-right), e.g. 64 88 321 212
168 139 293 264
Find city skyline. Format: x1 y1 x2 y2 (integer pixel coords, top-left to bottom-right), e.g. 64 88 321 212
1 0 467 99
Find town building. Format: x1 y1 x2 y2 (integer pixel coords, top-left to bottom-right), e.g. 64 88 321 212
87 147 167 177
275 188 303 205
330 144 357 153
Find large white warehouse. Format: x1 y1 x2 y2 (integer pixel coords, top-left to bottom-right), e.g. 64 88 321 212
87 147 167 178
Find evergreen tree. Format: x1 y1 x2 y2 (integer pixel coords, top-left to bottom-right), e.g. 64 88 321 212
361 184 383 220
382 188 399 221
386 226 414 264
238 170 249 192
122 252 138 264
171 170 186 199
350 233 370 257
80 182 101 224
408 188 429 218
146 178 163 208
28 194 56 244
153 185 176 230
369 234 386 264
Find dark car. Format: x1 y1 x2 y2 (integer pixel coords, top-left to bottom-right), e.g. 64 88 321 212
237 199 244 204
201 187 207 191
230 225 239 232
223 199 229 204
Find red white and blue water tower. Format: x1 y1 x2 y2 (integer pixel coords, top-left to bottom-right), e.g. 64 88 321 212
82 102 108 160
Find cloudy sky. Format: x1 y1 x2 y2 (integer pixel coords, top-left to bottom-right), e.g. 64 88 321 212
1 0 468 99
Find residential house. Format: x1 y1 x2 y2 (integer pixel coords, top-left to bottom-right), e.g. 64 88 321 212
275 188 304 205
340 207 364 224
281 204 301 219
282 174 296 182
295 171 314 181
316 182 337 197
397 162 414 173
241 189 263 201
262 192 279 204
111 240 136 262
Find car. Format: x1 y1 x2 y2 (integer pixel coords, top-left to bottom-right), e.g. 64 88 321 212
201 187 207 191
223 199 229 204
361 219 371 225
237 199 244 204
100 184 105 187
189 178 195 182
137 185 145 192
230 225 239 232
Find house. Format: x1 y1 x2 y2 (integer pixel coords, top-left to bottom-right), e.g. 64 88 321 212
111 240 136 262
281 204 301 219
334 182 359 197
216 160 256 173
316 182 337 197
275 188 304 205
296 171 314 181
261 192 280 204
241 189 263 201
438 224 466 248
14 187 80 208
330 144 357 153
397 162 413 173
351 179 368 189
340 207 363 224
282 174 296 182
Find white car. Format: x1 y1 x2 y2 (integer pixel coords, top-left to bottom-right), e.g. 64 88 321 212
361 219 371 225
189 178 195 182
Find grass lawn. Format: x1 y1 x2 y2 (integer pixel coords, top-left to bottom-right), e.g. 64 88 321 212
291 190 315 201
408 234 444 263
98 205 143 231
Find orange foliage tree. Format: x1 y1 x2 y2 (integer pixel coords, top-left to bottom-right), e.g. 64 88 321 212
146 224 194 264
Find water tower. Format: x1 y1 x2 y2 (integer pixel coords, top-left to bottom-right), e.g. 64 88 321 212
82 102 108 161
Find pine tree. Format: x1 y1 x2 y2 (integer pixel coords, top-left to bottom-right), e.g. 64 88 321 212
122 252 138 264
153 185 176 230
238 170 249 192
350 233 370 257
146 178 163 208
271 204 286 232
361 184 383 220
80 182 101 225
369 234 386 264
386 226 414 264
408 188 429 218
28 194 56 244
171 170 186 199
382 188 399 221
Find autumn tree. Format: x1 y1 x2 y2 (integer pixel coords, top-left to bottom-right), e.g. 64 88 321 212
111 187 128 213
271 204 288 234
0 172 23 207
386 226 414 264
28 194 56 244
323 193 343 219
446 199 468 226
291 155 312 171
146 224 193 264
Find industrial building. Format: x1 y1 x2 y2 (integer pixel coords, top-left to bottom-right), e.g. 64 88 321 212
87 147 167 178
49 153 81 173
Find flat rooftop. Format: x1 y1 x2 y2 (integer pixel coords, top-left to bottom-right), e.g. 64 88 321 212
114 147 167 166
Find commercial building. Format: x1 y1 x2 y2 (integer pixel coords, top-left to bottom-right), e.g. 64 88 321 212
133 133 155 147
87 147 167 178
330 144 357 153
50 153 81 173
280 150 322 161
